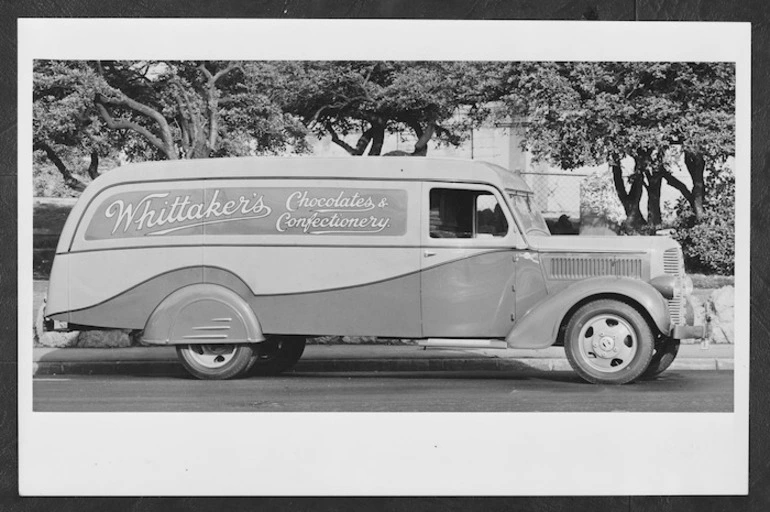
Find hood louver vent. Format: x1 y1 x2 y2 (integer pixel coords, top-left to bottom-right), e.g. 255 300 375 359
549 257 643 280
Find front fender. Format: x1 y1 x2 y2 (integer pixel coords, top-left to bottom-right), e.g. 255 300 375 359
506 276 670 349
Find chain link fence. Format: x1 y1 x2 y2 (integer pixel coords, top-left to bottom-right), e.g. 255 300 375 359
520 171 589 220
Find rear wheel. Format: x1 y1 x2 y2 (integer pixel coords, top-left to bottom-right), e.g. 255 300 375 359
176 343 257 380
642 337 680 378
564 299 655 385
251 336 306 376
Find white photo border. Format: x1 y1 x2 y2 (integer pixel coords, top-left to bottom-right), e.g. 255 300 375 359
18 18 751 496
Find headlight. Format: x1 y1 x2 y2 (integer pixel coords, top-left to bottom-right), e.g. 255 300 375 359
672 277 683 298
650 275 677 299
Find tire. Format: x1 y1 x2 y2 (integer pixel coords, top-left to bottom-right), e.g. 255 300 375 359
176 343 258 380
251 336 306 376
642 337 680 379
564 299 655 385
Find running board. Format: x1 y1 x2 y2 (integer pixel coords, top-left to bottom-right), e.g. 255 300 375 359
418 339 508 349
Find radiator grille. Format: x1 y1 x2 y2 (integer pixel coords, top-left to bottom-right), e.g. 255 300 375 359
663 248 683 275
664 248 685 325
549 257 642 280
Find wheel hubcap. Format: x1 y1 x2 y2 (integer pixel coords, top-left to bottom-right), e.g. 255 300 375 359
578 314 637 373
186 344 237 368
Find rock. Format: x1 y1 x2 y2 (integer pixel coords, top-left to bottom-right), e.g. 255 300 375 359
341 336 378 344
37 331 80 348
76 329 132 348
711 286 735 323
131 330 151 346
687 295 706 325
707 285 735 344
308 336 341 345
681 294 706 344
34 299 80 347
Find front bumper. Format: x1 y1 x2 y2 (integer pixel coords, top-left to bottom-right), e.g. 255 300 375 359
669 293 705 339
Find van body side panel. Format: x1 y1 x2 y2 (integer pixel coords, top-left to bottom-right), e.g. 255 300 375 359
202 247 422 336
44 254 70 321
249 273 421 337
66 267 203 329
63 265 421 336
46 247 204 315
201 246 421 295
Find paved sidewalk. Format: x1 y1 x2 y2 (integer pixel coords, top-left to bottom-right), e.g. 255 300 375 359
32 344 734 376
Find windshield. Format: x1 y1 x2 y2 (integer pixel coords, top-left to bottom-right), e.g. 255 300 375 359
507 192 550 235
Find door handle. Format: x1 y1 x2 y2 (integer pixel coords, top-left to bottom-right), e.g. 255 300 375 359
423 250 437 257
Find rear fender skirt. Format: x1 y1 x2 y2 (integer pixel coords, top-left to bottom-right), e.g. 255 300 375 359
506 276 670 349
142 283 265 345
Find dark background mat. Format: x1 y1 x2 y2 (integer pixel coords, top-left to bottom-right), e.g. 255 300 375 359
1 0 767 510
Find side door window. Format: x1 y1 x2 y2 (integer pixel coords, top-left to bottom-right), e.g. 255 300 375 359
429 188 509 240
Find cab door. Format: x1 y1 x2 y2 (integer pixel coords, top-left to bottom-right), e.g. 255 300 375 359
420 183 522 338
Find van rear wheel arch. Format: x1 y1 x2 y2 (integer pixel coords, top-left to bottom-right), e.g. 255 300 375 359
142 283 265 380
143 282 265 345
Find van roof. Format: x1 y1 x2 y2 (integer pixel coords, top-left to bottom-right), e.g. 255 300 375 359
93 156 533 193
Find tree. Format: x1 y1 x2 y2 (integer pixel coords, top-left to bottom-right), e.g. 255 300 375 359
657 63 735 221
33 60 119 191
490 62 735 228
34 60 310 194
91 60 309 160
275 61 487 156
672 165 735 275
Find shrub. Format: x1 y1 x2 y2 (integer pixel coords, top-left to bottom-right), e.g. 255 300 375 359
33 162 82 198
672 172 735 275
580 168 626 228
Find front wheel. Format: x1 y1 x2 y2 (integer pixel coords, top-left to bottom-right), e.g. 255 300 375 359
564 300 655 385
642 337 680 379
176 343 257 380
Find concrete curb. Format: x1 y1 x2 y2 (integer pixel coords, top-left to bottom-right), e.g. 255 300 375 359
32 345 734 376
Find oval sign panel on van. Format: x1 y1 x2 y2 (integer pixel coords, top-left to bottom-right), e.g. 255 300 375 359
84 187 408 239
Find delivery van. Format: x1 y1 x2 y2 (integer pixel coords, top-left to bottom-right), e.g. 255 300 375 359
43 157 704 383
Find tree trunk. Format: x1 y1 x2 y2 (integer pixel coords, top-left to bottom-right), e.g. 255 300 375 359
87 151 99 180
189 139 210 159
33 141 88 192
685 151 706 220
368 124 385 155
647 170 663 226
611 161 646 229
411 122 436 156
625 172 647 229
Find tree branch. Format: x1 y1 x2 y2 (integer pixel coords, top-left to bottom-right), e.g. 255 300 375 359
325 123 358 155
660 169 694 205
95 92 177 159
94 99 166 154
197 63 239 154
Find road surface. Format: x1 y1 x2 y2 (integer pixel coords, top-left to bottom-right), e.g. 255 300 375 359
33 369 733 412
